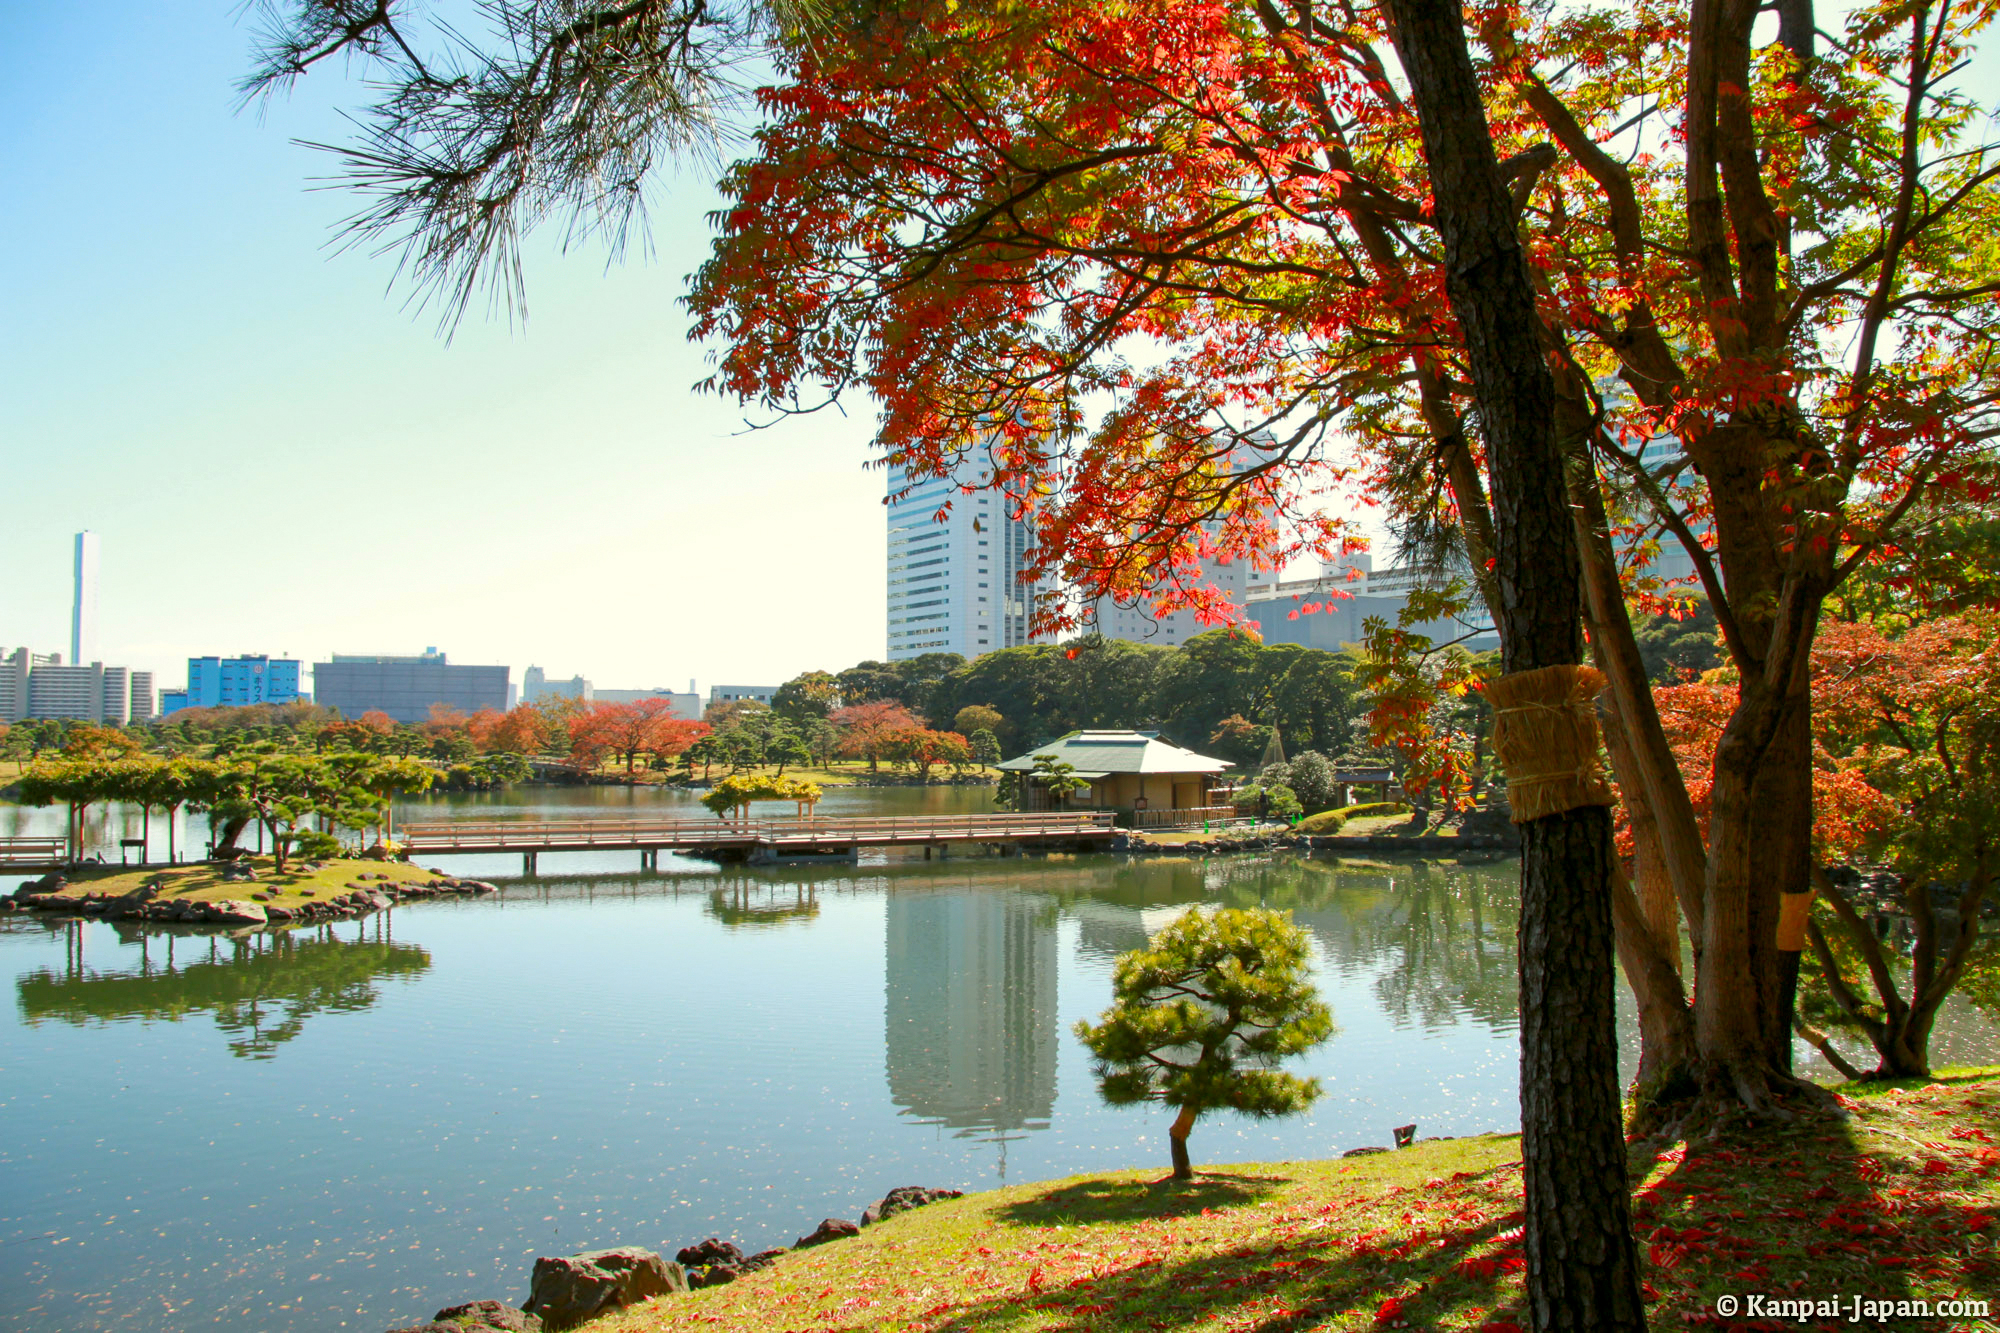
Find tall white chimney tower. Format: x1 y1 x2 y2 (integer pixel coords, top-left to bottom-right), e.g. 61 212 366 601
72 531 100 665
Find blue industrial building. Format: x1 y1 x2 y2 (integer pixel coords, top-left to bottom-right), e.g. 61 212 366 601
160 655 303 715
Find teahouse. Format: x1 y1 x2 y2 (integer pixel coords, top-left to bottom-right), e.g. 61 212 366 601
996 730 1234 827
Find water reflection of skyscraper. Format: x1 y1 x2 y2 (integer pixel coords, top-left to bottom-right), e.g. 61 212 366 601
884 891 1058 1150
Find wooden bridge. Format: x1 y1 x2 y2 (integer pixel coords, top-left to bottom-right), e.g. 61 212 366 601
399 811 1120 873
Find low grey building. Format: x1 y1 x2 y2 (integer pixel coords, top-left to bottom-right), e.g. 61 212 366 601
1244 556 1499 655
313 648 509 724
22 661 130 723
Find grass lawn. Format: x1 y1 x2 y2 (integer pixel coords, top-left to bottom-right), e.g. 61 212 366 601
1135 824 1277 846
1130 815 1447 847
589 1072 2000 1332
28 856 454 912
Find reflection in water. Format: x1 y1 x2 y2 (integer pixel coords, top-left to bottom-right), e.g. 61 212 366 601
1060 854 1522 1036
16 923 430 1059
885 890 1059 1159
1221 859 1519 1034
704 880 822 928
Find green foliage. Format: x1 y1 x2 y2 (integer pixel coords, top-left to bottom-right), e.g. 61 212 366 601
997 752 1089 809
924 639 1173 749
1151 633 1359 762
1632 600 1724 684
914 633 1361 763
1293 808 1347 836
1075 908 1333 1169
1292 801 1411 836
285 829 343 860
700 774 823 819
1231 780 1302 823
772 670 842 721
1261 751 1341 813
1205 714 1270 768
17 750 433 866
968 727 1002 767
702 774 778 819
1034 754 1088 801
954 703 1004 736
442 753 532 790
835 654 966 717
1349 593 1495 811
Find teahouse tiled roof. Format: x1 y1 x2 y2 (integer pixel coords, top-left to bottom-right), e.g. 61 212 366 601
994 730 1234 777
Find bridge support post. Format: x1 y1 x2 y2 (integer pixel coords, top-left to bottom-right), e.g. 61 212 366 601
524 850 538 876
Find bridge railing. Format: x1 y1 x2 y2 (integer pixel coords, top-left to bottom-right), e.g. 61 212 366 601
0 837 69 867
757 812 1115 841
398 811 1117 849
401 820 739 849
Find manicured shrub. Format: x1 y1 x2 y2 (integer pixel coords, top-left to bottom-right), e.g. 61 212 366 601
1293 801 1411 835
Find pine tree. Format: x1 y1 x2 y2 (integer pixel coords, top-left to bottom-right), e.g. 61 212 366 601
1075 907 1334 1179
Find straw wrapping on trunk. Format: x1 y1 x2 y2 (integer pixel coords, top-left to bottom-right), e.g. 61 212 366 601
1487 664 1615 823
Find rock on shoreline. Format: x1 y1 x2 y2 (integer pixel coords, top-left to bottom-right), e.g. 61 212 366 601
386 1185 964 1332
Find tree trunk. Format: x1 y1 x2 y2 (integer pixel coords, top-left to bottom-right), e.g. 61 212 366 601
1380 1 1647 1325
1560 420 1709 948
213 815 251 859
1697 678 1813 1102
1520 809 1648 1328
1597 696 1698 1115
1168 1104 1197 1180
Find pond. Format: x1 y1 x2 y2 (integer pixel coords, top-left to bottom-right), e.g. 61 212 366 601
0 785 1992 1333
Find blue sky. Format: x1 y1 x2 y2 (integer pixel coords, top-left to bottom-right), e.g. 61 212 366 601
6 7 1988 702
0 5 889 696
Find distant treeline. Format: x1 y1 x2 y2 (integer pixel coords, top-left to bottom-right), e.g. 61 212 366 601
768 630 1374 767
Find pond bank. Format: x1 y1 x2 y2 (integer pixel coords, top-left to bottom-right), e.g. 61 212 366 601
1118 828 1518 857
4 856 496 926
379 1072 2000 1333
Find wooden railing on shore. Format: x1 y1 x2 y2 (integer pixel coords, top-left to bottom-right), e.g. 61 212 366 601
1132 806 1242 830
0 837 68 869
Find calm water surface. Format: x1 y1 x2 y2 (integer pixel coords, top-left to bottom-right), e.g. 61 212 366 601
0 785 1990 1333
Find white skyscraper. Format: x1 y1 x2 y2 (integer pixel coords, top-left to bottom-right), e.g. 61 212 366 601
1086 555 1249 647
71 531 100 666
885 467 1042 661
1084 440 1254 646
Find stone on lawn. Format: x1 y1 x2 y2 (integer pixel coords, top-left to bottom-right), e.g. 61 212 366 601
794 1218 860 1248
431 1298 543 1330
674 1238 743 1268
860 1186 963 1227
521 1248 683 1329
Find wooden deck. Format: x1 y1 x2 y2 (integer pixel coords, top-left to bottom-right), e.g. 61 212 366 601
399 811 1119 871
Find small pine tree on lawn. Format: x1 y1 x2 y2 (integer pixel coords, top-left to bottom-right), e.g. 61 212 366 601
1075 907 1334 1179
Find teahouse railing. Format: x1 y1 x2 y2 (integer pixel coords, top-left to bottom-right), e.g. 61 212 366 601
1132 805 1241 830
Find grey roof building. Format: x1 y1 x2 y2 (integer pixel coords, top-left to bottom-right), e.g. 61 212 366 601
997 730 1233 821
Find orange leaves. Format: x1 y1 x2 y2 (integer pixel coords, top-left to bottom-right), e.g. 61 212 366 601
568 701 710 774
